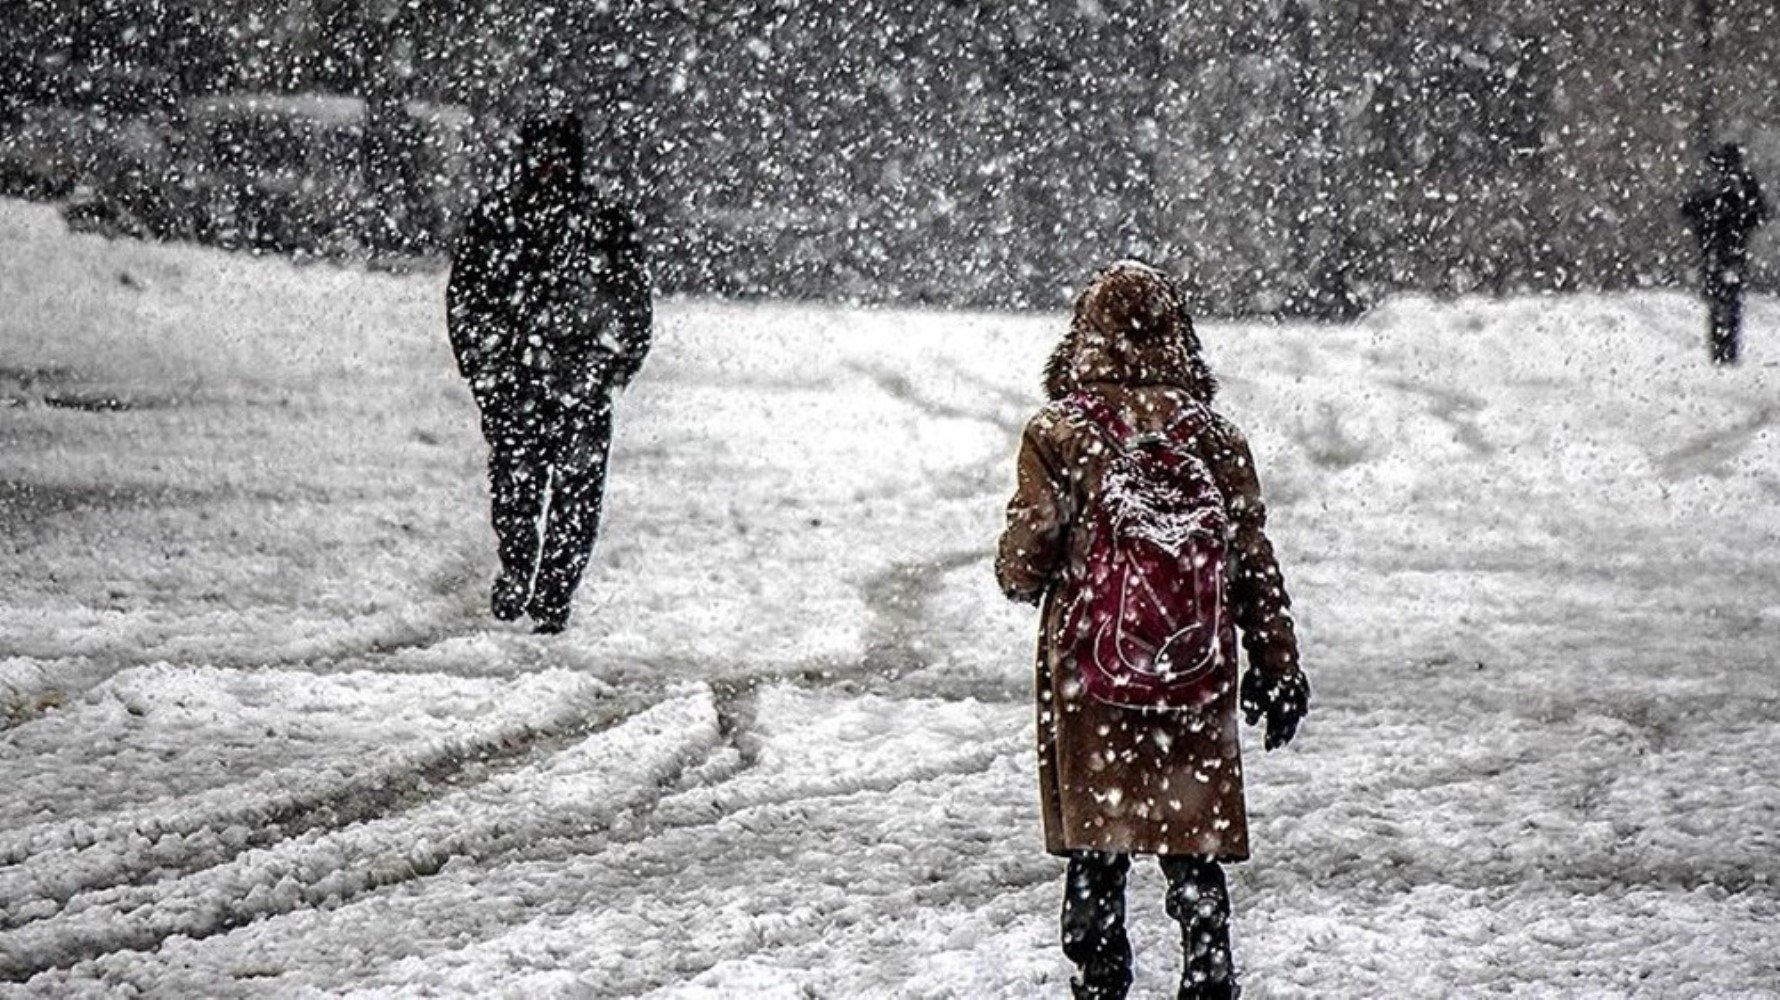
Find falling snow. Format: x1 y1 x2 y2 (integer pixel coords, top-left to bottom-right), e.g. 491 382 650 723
4 2 1780 996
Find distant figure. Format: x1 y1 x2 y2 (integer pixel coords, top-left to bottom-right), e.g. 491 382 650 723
1683 143 1769 364
447 112 651 633
997 262 1308 1000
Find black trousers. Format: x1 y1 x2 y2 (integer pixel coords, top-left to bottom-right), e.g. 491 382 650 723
1704 272 1745 365
1062 851 1235 998
480 388 614 623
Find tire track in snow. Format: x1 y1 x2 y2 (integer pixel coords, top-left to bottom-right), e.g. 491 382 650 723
0 670 623 932
487 731 1021 888
847 359 1025 502
628 545 1014 710
861 549 992 680
929 355 1039 427
1658 405 1774 479
0 658 100 732
4 355 1028 985
1 544 494 708
444 684 1038 997
1382 377 1494 456
46 689 1030 997
846 361 1026 436
17 688 1030 996
27 744 1035 998
0 687 721 983
510 686 1027 865
479 756 1043 999
643 738 1020 848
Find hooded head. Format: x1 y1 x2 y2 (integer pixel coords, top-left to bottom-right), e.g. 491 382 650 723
516 112 587 196
1074 259 1185 344
1043 260 1217 402
1709 142 1745 175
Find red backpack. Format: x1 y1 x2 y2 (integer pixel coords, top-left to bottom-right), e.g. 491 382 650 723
1058 393 1236 711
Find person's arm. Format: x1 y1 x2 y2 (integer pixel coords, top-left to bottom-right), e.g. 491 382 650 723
1204 416 1299 678
445 215 507 396
604 205 653 389
996 412 1072 605
1205 413 1307 748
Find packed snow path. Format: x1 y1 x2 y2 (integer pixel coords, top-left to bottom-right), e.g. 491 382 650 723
2 200 1778 997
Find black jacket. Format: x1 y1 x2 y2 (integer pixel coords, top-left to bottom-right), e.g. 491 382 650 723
1683 169 1769 272
447 181 652 408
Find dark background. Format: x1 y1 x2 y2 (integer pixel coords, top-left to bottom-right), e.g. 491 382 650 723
3 0 1777 315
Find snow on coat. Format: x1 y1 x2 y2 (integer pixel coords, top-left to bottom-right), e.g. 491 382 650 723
1682 152 1770 275
997 262 1302 859
446 176 652 411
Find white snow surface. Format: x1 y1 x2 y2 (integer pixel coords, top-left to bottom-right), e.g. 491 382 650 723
3 200 1779 996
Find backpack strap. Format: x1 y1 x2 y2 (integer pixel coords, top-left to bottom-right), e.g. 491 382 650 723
1064 391 1136 448
1065 391 1208 452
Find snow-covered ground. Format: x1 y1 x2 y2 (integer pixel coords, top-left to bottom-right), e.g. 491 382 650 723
2 198 1778 997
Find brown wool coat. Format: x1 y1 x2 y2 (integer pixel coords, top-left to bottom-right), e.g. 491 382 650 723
997 302 1301 861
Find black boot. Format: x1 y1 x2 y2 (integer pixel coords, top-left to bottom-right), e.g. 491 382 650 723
528 599 570 634
1072 977 1129 1000
1161 856 1239 1000
1062 851 1133 1000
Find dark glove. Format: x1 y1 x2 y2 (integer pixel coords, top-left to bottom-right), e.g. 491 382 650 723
1241 669 1309 751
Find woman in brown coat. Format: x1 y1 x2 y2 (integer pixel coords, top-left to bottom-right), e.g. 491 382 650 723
996 261 1308 1000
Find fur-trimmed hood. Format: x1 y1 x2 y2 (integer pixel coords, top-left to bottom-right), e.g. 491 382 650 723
1043 260 1218 403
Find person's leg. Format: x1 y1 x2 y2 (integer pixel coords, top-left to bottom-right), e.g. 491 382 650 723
528 400 615 632
1708 273 1741 364
482 399 548 619
1723 281 1744 364
1062 851 1134 1000
1159 855 1238 1000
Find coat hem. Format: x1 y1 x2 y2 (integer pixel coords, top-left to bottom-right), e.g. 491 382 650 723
1043 840 1251 864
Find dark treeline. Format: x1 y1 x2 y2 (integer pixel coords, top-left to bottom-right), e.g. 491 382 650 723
3 0 1778 314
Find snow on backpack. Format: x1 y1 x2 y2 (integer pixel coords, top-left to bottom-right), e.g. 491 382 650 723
1058 393 1236 711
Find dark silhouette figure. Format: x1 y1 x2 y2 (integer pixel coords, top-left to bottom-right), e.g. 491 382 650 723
1683 144 1769 364
447 113 651 633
